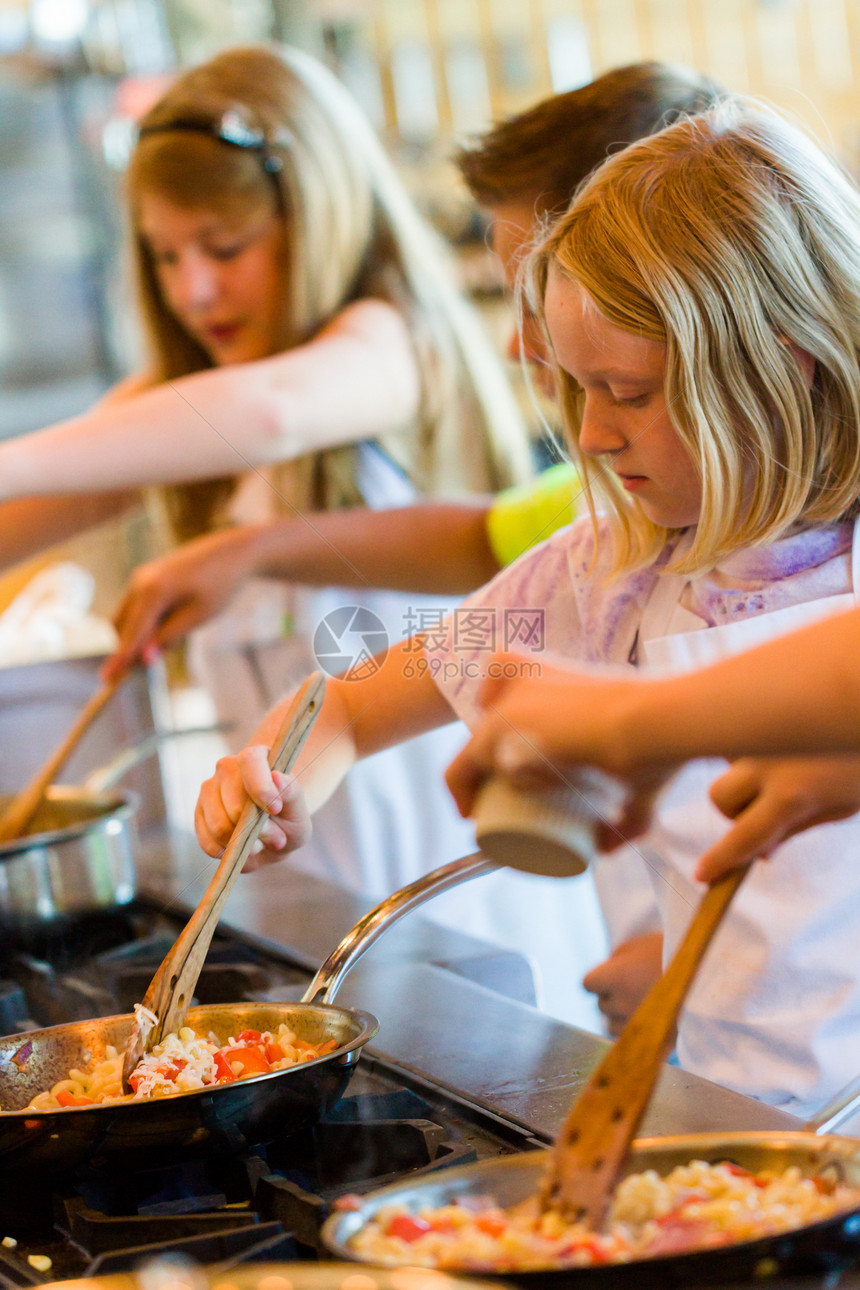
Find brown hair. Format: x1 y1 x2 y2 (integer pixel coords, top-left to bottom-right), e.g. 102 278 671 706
456 61 727 218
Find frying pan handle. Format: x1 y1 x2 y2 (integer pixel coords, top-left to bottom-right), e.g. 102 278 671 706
82 724 233 792
301 851 498 1005
806 1074 860 1135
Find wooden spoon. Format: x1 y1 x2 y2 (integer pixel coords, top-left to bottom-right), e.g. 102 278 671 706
0 671 126 844
121 670 326 1089
540 863 748 1229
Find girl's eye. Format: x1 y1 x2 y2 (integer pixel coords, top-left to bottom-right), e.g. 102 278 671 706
150 249 178 267
611 392 649 408
208 242 245 261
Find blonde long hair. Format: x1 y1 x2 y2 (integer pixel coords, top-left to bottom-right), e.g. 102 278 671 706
127 44 531 543
530 99 860 577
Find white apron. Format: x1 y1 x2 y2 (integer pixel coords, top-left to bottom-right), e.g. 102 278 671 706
636 518 860 1116
189 446 609 1031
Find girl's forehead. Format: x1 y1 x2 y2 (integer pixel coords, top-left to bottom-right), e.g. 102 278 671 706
544 267 665 376
136 190 266 240
544 270 598 336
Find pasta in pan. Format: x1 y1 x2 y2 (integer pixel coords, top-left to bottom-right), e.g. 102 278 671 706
347 1160 860 1270
23 1023 338 1109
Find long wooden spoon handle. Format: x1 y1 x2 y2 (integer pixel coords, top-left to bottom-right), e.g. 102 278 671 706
132 671 326 1052
545 863 748 1225
0 672 125 844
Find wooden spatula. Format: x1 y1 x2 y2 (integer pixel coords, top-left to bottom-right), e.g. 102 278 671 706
121 670 326 1089
540 863 748 1229
0 671 126 844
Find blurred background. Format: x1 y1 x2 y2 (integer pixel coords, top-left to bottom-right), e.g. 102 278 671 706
1 0 859 606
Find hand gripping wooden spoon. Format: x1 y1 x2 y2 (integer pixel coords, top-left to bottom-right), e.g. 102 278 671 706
121 671 326 1090
540 863 748 1230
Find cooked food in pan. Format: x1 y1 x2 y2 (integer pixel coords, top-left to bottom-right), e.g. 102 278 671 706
20 1022 338 1109
346 1160 860 1271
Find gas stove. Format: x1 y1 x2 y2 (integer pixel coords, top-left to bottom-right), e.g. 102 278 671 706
0 902 545 1288
0 892 852 1290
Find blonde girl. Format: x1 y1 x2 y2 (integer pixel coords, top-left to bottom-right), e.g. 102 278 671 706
196 100 860 1117
0 44 531 895
0 46 528 517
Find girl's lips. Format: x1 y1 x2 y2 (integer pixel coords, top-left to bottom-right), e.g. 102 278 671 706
205 323 241 345
619 475 648 492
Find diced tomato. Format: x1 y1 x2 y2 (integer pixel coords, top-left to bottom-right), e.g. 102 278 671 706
55 1090 96 1108
560 1235 610 1264
214 1051 238 1082
474 1214 506 1237
264 1042 285 1064
722 1162 754 1179
161 1057 188 1083
316 1038 338 1056
224 1044 270 1077
237 1030 263 1044
385 1214 433 1243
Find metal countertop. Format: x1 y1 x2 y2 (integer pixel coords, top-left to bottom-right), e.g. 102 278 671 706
137 826 800 1141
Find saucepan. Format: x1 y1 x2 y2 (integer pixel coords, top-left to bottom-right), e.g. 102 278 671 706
323 1088 860 1288
0 851 495 1174
0 725 225 937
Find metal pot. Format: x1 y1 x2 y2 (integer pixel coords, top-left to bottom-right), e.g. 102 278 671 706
0 724 226 936
0 852 494 1174
0 786 138 935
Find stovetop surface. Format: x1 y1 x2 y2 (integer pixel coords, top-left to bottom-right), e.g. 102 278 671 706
0 902 857 1290
0 904 543 1288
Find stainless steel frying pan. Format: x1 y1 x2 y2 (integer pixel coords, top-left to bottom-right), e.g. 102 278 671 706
0 851 495 1174
324 1097 860 1286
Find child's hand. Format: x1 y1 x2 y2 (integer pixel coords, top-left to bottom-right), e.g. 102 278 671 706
195 750 312 870
446 655 633 812
103 527 259 682
582 931 665 1038
696 755 860 882
445 652 676 846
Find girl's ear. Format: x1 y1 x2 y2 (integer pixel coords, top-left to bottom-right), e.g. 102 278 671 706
781 338 816 388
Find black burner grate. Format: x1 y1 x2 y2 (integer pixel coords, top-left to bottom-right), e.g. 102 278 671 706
0 1081 487 1287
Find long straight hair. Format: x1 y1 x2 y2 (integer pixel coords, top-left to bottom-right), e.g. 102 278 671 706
530 100 860 577
126 44 531 542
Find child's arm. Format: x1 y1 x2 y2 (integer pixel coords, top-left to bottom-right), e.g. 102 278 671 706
194 639 454 865
0 301 420 498
106 463 581 679
446 609 860 880
0 494 137 574
105 505 497 678
449 609 860 800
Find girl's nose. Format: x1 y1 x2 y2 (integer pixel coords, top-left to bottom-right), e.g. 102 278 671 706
578 397 627 459
175 253 219 312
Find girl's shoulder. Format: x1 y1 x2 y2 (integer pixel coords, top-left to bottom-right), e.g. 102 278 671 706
320 296 407 340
